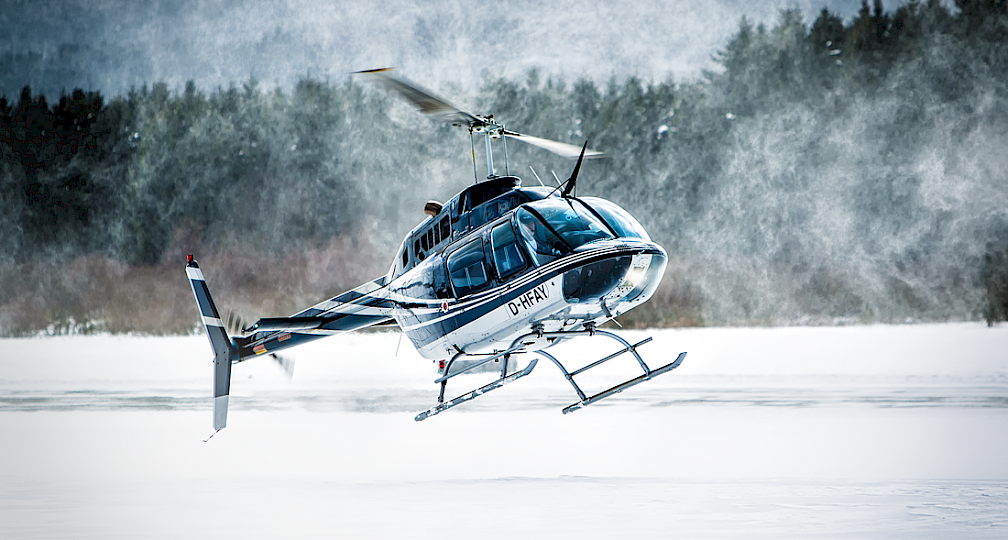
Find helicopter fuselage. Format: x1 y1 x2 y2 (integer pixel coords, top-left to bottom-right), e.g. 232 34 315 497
386 177 667 360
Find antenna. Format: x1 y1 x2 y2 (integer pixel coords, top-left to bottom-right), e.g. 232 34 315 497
529 166 545 186
550 170 562 186
561 141 589 198
547 141 590 198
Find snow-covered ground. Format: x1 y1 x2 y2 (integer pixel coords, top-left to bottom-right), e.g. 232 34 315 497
2 324 1007 538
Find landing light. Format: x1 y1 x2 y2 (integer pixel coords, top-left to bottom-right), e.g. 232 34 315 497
623 255 652 289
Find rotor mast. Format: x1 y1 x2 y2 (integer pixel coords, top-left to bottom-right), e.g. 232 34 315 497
484 125 495 178
472 115 509 180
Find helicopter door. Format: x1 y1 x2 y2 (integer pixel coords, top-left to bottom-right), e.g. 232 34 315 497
444 232 507 352
490 221 527 281
446 239 489 298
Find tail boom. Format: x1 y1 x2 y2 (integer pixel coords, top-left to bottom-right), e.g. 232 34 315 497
236 278 396 360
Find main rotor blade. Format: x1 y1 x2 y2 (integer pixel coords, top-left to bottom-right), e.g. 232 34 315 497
356 68 605 159
503 132 604 159
355 68 480 126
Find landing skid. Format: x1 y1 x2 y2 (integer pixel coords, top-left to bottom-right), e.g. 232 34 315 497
414 358 537 421
415 327 686 421
541 348 687 414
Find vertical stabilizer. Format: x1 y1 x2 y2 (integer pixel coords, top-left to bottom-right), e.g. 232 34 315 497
186 256 236 433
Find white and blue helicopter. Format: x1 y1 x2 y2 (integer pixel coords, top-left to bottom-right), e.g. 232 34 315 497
187 69 686 434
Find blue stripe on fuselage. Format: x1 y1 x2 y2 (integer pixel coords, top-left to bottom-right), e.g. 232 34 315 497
399 243 649 349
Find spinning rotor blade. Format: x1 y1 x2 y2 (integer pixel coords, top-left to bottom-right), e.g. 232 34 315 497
355 68 479 126
504 132 604 159
357 68 605 159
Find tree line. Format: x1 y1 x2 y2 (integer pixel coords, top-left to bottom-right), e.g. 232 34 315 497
1 0 1007 334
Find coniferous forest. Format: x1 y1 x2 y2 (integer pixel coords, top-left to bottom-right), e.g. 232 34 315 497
1 1 1007 335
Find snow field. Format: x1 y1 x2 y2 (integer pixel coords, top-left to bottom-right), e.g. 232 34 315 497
1 324 1006 538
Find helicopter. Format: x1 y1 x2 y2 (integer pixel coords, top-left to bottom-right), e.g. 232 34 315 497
187 68 687 434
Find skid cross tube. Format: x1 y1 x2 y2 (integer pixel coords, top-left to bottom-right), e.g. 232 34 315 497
568 336 653 377
535 350 587 402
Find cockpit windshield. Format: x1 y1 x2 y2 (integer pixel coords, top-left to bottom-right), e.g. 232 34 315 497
579 197 651 241
516 199 613 265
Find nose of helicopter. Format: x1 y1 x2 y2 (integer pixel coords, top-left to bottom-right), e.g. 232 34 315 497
561 239 667 306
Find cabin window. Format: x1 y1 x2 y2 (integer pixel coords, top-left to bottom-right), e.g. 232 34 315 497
414 239 424 262
484 195 517 223
491 221 526 279
447 239 488 297
439 217 451 243
427 228 434 250
401 245 409 269
497 196 516 216
433 223 441 245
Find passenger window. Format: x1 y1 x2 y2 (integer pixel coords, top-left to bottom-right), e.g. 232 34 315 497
447 240 488 297
485 204 499 222
491 222 526 279
421 231 429 252
401 246 409 269
497 197 514 216
434 223 441 245
439 217 451 243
